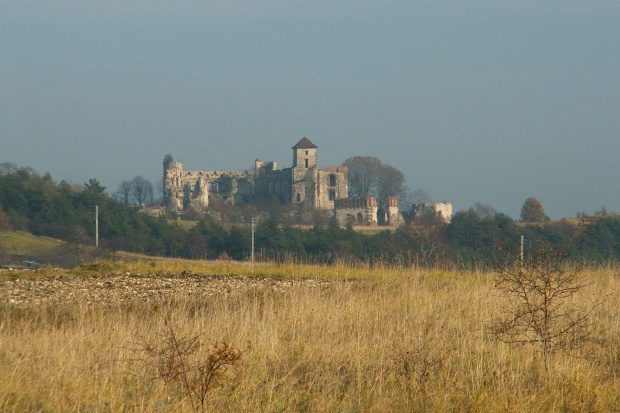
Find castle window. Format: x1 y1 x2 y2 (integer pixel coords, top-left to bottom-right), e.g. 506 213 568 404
305 150 308 155
328 190 336 201
296 193 301 202
328 174 336 186
304 159 309 168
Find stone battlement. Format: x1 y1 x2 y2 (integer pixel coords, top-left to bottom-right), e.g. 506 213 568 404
334 197 378 209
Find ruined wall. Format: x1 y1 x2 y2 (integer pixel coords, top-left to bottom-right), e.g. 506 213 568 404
433 203 453 223
288 165 312 206
254 166 292 205
334 197 378 226
316 166 348 210
254 159 277 172
412 202 453 223
164 161 210 211
164 161 259 211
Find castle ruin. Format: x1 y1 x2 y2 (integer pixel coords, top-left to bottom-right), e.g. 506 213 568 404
163 137 449 226
164 138 348 212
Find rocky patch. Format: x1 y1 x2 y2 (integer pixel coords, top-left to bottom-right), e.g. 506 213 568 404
0 272 335 306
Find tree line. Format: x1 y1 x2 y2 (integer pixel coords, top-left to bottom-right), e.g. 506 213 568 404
1 163 619 267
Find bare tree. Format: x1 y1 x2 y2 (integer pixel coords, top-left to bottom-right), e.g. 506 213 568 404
131 176 154 206
376 164 406 209
410 188 433 205
488 226 593 371
0 162 19 175
474 202 497 219
343 156 407 209
399 220 446 266
115 180 133 207
343 156 382 198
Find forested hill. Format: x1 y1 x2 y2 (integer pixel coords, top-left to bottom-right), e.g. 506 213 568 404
1 164 619 267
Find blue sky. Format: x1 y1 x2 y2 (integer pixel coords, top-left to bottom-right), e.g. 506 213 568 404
2 1 619 219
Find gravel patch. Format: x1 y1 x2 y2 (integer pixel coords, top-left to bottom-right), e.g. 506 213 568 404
0 272 337 306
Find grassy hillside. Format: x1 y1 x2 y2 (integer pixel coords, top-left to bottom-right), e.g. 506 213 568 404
0 231 127 270
0 231 63 256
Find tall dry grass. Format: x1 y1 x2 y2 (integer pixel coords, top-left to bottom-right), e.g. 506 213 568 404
0 264 619 412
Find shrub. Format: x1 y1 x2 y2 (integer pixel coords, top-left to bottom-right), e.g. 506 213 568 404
488 226 593 371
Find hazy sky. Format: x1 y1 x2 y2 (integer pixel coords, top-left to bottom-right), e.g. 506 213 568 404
2 1 619 219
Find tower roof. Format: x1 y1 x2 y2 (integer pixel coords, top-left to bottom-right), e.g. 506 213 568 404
292 137 318 149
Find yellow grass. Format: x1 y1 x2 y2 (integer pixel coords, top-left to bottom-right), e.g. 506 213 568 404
2 258 400 281
1 263 619 412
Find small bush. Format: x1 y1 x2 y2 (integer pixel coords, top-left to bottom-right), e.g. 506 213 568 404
130 313 244 413
488 226 594 371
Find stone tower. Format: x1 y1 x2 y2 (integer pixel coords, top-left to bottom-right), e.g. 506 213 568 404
387 196 405 226
291 137 319 205
292 137 318 169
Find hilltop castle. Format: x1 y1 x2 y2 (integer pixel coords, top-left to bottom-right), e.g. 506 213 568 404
164 137 348 212
163 137 448 226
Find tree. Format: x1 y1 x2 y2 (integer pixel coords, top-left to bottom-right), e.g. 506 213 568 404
0 162 19 175
343 156 382 198
162 154 173 204
84 178 105 194
474 202 497 219
79 179 107 208
409 188 433 205
115 180 133 207
342 156 407 208
131 176 154 206
521 197 548 222
489 227 592 371
376 164 406 209
163 154 173 170
397 220 447 266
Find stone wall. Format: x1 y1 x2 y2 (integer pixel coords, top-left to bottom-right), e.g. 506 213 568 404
334 197 378 226
164 161 211 211
433 203 453 223
411 202 453 223
165 160 259 210
164 138 348 213
316 166 348 210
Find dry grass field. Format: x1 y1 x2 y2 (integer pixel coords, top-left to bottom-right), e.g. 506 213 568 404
1 260 619 412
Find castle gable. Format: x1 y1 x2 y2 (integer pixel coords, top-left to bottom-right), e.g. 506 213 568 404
292 137 318 149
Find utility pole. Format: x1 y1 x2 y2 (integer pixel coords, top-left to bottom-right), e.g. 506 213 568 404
520 235 524 266
95 205 99 248
251 216 255 268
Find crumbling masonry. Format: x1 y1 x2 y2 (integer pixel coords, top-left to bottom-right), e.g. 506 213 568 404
164 138 348 212
163 137 445 226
